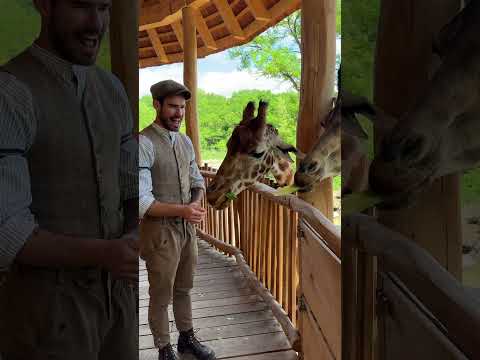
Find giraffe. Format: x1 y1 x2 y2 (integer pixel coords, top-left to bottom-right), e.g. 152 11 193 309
206 100 300 210
369 0 480 199
294 90 383 195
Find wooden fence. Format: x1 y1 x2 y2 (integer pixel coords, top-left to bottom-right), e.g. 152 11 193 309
198 165 341 359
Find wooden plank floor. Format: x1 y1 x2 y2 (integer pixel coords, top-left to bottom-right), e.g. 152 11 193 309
139 239 297 360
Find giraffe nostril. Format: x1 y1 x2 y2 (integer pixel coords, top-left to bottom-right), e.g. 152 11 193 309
307 161 318 173
401 136 425 162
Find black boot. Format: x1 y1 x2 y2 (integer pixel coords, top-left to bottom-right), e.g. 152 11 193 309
158 343 178 360
177 328 216 360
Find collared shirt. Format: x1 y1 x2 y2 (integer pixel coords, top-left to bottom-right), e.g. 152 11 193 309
138 122 205 219
0 43 138 269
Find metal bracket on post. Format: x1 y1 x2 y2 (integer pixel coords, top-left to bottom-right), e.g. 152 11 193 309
298 294 308 312
297 227 305 240
376 289 391 318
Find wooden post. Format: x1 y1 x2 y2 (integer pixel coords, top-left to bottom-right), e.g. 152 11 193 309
374 0 462 279
298 0 336 220
183 5 202 165
109 0 139 131
298 1 336 359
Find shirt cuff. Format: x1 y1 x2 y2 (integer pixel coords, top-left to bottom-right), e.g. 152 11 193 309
0 211 37 269
139 194 155 219
191 179 206 191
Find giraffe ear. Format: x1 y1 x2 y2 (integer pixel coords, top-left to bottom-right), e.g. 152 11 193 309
241 101 256 125
322 97 341 128
343 114 369 140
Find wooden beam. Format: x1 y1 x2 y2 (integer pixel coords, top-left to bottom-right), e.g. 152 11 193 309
194 7 218 50
297 0 336 219
183 6 202 165
245 0 271 21
139 0 211 30
146 28 169 63
212 0 246 40
109 0 139 130
171 21 184 49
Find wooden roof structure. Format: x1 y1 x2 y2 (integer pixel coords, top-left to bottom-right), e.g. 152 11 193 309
139 0 301 68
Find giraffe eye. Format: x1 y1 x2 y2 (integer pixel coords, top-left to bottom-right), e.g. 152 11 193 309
249 151 265 159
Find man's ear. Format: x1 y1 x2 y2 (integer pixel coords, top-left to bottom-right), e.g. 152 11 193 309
34 0 54 17
153 99 161 112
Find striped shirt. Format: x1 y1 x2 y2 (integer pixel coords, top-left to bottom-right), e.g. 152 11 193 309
139 123 205 219
0 43 138 269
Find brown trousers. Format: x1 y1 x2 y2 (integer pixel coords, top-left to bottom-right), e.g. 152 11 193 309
0 265 137 360
140 217 198 348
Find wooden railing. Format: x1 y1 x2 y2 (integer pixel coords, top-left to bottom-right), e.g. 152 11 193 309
198 165 341 359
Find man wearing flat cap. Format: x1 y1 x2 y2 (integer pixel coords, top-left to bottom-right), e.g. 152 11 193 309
139 80 215 360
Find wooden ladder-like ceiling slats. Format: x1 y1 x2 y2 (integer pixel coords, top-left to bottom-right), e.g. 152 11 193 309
146 28 169 63
212 0 246 40
138 0 301 68
195 8 218 50
245 0 271 21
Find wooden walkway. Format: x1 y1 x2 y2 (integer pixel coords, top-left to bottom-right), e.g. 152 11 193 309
139 239 298 360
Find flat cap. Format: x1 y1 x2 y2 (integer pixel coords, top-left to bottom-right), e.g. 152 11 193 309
150 80 191 100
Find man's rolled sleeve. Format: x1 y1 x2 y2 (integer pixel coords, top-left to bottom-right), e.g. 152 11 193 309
138 134 155 219
0 73 37 269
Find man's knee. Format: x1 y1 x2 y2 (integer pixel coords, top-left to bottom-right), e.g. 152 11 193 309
174 287 191 297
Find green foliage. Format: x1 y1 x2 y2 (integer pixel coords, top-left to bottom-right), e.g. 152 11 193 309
341 0 379 99
139 89 299 155
0 0 110 69
462 169 480 204
228 11 301 92
341 0 380 159
336 0 342 34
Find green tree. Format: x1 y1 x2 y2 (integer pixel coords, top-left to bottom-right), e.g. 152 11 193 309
138 90 299 152
228 11 301 92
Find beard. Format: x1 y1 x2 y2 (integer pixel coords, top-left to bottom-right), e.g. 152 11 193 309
48 14 106 65
159 114 182 132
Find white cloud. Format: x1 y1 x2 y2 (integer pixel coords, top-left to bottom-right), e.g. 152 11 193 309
139 65 294 98
199 71 293 97
139 64 184 98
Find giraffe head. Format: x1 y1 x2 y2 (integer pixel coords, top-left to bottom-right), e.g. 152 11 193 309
370 1 480 200
206 101 298 210
294 97 341 192
294 91 378 194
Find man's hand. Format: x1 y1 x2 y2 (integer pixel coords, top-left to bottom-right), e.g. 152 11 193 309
181 203 206 224
101 233 139 282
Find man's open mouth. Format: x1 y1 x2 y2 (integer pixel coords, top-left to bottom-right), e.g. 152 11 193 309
80 36 99 49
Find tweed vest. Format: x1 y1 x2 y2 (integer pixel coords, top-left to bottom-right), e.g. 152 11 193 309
141 125 192 206
2 50 123 239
